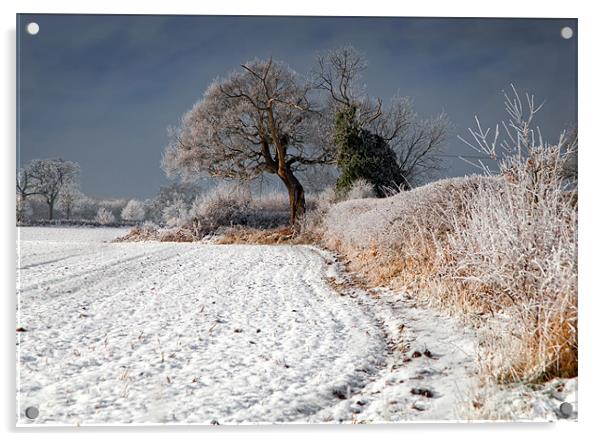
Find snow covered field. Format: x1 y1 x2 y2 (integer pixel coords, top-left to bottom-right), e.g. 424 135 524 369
17 227 391 424
16 227 574 425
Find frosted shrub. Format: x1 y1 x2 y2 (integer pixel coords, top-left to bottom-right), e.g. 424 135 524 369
322 86 577 383
446 162 577 381
188 185 293 235
114 219 160 242
301 186 342 238
162 199 190 228
314 186 337 212
121 199 146 222
449 86 578 382
250 192 290 227
95 207 116 225
346 178 376 200
145 182 203 224
253 191 289 213
325 176 490 251
189 183 251 227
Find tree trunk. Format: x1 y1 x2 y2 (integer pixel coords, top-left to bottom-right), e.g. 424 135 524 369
48 202 54 220
17 195 26 223
278 169 305 226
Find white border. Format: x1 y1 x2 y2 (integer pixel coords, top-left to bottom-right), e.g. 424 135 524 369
2 1 599 440
0 0 585 17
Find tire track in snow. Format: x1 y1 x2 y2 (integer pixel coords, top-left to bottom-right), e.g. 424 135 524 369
18 245 175 295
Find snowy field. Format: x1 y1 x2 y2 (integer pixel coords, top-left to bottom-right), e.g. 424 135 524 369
17 227 390 424
16 227 573 425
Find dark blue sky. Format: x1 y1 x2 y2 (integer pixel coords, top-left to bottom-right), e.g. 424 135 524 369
17 15 577 199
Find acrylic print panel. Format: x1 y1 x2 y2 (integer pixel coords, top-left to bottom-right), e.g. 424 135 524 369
16 14 578 425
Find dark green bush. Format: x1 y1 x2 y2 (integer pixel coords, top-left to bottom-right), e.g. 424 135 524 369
334 106 404 197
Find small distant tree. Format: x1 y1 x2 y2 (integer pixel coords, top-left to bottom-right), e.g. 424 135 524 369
16 168 38 222
74 195 99 221
163 58 334 225
58 182 84 220
146 182 202 223
95 207 115 225
27 158 80 220
121 199 146 222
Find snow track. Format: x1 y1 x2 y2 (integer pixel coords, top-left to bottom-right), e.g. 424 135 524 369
18 228 393 425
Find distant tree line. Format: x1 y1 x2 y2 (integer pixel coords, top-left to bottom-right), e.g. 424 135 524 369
17 158 79 221
16 160 205 227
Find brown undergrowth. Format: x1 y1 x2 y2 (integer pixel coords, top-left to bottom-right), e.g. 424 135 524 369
322 170 577 384
113 225 195 243
216 224 323 245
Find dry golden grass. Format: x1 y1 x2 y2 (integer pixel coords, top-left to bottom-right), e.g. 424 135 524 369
322 169 577 384
114 225 195 243
333 240 577 383
216 226 296 245
216 225 324 245
113 226 159 242
158 228 195 242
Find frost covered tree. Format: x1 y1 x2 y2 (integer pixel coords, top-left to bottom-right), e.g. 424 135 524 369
145 182 202 223
121 199 146 222
95 207 115 225
26 158 80 220
163 58 335 225
58 182 84 220
16 167 38 222
315 47 447 193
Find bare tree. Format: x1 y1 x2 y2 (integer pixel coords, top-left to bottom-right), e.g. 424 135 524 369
314 46 366 107
368 99 448 187
314 47 448 189
16 168 39 222
164 58 334 225
27 158 80 220
16 168 36 200
314 47 383 128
